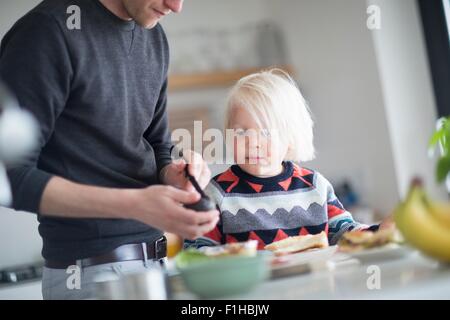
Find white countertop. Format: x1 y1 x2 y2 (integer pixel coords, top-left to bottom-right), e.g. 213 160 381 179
173 249 450 300
0 280 42 300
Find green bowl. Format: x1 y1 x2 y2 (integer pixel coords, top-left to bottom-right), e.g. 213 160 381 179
177 254 269 298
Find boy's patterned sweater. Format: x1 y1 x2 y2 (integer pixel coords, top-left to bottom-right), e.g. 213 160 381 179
186 161 378 249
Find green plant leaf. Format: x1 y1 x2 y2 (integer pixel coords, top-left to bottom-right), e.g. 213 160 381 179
443 129 450 156
429 128 444 149
436 155 450 183
429 129 445 157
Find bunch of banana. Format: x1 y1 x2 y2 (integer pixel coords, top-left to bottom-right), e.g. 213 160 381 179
394 178 450 262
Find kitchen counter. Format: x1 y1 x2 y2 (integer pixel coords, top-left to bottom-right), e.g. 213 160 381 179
172 250 450 300
0 279 42 300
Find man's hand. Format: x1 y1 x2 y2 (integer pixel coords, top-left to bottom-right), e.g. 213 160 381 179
127 185 219 240
160 150 211 191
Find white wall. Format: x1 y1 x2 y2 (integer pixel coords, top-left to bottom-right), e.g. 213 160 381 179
264 0 400 215
0 0 43 269
162 0 401 215
368 0 447 200
162 0 269 33
0 209 42 268
0 0 41 39
161 0 271 176
164 0 446 214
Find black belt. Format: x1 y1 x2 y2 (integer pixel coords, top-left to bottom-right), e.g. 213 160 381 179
45 236 167 269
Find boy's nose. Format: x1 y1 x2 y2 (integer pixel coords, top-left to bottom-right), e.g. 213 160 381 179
247 137 261 149
164 0 183 13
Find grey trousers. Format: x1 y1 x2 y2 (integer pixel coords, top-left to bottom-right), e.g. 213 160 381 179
42 259 166 300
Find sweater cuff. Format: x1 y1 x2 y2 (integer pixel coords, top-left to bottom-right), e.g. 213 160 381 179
7 167 54 214
155 144 174 177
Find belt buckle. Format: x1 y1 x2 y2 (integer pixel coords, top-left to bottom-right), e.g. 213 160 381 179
154 236 167 260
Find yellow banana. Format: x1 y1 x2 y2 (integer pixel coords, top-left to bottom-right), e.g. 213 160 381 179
394 180 450 262
427 202 450 229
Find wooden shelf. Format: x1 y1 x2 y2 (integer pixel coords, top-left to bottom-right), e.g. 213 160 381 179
168 65 295 91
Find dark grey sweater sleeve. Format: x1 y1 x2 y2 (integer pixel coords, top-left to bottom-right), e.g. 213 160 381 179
0 12 72 213
144 78 173 175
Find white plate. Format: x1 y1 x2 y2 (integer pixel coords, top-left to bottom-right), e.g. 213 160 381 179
269 246 338 278
342 243 414 263
271 245 338 265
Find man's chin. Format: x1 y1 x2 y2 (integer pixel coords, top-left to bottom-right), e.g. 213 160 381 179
136 18 159 29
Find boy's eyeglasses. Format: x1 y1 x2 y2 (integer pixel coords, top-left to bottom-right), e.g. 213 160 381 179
234 128 272 138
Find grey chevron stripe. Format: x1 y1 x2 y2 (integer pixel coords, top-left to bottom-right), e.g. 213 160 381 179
221 202 328 234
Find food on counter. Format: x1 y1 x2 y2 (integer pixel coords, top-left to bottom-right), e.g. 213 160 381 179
264 231 329 256
394 178 450 262
337 226 402 253
426 201 450 229
198 240 258 257
175 240 258 268
175 249 210 268
165 232 183 258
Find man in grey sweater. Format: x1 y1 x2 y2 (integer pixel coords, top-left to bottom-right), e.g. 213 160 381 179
0 0 219 299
